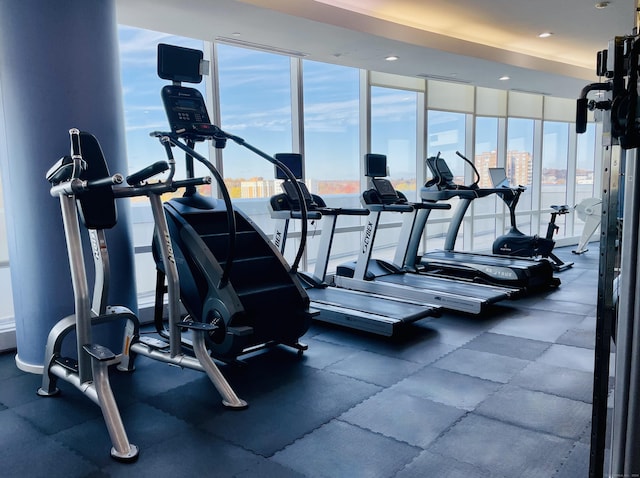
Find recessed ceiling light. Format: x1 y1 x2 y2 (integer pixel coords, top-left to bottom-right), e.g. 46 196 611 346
595 1 610 8
231 32 241 37
538 32 553 38
385 55 399 61
499 75 510 81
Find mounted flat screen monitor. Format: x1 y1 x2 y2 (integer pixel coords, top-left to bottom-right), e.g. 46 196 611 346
274 153 303 180
365 153 387 177
157 43 203 84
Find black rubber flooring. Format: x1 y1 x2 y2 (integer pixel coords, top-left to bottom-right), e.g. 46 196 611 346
0 246 600 477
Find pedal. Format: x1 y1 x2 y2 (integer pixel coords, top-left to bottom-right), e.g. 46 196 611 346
178 321 217 331
54 356 78 372
83 344 116 362
228 325 253 336
139 336 170 349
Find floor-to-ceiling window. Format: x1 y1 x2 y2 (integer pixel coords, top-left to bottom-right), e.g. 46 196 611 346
302 60 360 272
426 110 467 250
369 85 419 262
474 116 501 250
541 121 570 238
506 118 535 234
371 86 418 201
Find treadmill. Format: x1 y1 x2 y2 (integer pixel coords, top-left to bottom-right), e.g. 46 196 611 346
333 154 517 315
398 152 559 291
269 153 441 337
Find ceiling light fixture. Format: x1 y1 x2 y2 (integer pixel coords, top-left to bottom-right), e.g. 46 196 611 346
499 75 510 81
595 1 610 8
538 32 553 38
385 55 399 61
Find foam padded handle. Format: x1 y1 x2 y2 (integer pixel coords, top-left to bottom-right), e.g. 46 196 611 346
126 161 169 185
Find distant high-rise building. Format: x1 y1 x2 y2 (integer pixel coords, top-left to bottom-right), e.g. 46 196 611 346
474 151 498 188
240 179 278 198
473 150 533 188
506 150 533 186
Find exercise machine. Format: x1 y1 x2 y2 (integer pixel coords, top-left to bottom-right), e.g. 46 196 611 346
400 152 559 291
41 128 250 461
576 30 640 478
150 43 313 360
572 197 602 254
269 153 441 336
39 129 139 462
487 166 574 271
333 153 517 315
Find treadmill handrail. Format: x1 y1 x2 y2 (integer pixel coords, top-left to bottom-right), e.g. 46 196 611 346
366 203 414 213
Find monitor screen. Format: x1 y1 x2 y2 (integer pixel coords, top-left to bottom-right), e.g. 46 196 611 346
488 167 510 188
425 156 452 180
274 153 303 180
157 43 203 84
365 153 387 177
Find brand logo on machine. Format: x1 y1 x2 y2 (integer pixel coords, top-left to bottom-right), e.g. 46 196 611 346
89 231 101 261
498 243 512 253
476 264 518 280
164 231 175 264
362 221 374 253
274 230 283 249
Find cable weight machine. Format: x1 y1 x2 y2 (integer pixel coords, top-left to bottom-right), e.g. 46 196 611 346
576 13 640 477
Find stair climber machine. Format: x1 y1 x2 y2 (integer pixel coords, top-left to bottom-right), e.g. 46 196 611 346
401 152 560 291
150 43 314 361
488 166 573 272
41 129 251 461
268 153 441 336
332 153 516 315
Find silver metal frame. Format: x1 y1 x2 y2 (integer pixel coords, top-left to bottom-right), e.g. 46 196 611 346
38 150 139 462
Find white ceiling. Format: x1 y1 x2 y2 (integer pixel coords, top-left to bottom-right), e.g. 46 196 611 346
116 0 636 99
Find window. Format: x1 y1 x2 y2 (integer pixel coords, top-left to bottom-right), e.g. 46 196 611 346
426 110 466 249
217 44 292 200
541 121 569 238
303 60 360 199
474 116 500 251
369 86 419 262
506 118 535 234
371 86 418 201
302 60 361 270
575 122 598 237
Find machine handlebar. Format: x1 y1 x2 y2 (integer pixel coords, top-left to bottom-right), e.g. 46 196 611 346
49 174 123 197
126 160 170 186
